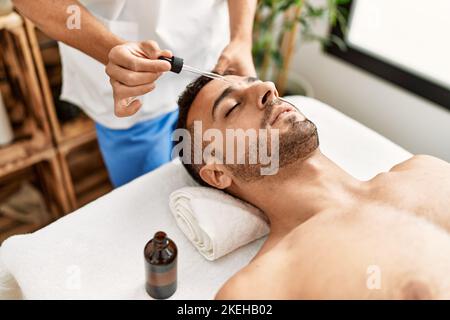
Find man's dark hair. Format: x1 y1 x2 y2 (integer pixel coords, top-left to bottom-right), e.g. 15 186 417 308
176 75 215 186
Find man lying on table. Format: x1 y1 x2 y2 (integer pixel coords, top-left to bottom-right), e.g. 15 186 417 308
175 74 450 300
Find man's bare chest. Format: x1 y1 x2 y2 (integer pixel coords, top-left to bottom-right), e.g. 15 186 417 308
366 159 450 230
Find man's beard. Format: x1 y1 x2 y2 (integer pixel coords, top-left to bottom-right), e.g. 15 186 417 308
226 98 319 181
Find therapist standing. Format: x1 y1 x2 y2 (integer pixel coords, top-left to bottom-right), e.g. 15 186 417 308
13 0 257 187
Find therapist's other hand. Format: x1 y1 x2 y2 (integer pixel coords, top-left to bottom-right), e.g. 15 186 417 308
106 41 172 117
214 41 256 77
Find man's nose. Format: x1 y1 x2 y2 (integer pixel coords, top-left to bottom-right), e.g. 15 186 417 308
252 81 278 110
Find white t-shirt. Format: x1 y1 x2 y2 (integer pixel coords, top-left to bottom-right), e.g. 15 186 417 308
59 0 229 129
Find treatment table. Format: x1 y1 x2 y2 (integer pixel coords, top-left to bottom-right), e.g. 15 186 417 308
0 96 412 299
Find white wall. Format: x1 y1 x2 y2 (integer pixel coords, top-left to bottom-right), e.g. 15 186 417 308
292 42 450 161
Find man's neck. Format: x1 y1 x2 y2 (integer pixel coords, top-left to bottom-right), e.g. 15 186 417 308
239 149 364 235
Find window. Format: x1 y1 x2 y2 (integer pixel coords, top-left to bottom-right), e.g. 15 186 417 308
326 0 450 111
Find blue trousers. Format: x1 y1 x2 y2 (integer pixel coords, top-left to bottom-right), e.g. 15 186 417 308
95 109 179 188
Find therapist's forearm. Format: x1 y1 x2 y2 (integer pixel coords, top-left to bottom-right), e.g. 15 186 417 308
12 0 124 65
227 0 257 45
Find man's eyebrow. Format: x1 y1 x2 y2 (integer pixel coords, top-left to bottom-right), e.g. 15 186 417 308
211 86 235 119
211 76 258 120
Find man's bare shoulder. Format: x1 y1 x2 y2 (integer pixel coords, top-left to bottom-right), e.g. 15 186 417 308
214 266 256 300
215 253 281 300
389 155 449 172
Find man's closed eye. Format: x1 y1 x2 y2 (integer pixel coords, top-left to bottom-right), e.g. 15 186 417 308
225 103 241 117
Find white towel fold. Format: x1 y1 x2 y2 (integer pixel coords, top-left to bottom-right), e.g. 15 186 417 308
169 187 270 261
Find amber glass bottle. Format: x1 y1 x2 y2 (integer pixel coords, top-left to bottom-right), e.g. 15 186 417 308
144 231 177 299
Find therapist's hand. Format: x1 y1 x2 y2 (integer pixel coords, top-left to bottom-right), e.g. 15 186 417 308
214 40 256 77
106 41 173 117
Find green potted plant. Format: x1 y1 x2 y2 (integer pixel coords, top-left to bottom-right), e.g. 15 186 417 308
253 0 349 96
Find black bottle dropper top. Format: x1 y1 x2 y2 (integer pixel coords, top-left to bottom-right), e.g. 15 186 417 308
158 56 184 74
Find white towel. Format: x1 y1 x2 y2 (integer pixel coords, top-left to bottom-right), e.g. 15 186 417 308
169 187 270 261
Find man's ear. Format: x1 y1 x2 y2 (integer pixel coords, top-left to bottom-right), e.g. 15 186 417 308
199 163 232 189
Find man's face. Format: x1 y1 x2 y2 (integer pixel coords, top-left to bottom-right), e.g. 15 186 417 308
186 75 319 185
187 75 306 134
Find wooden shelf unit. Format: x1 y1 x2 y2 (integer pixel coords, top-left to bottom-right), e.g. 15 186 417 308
0 12 112 241
24 18 96 147
0 153 68 243
23 17 113 211
0 13 53 172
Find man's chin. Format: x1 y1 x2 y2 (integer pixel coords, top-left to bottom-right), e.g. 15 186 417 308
278 118 319 166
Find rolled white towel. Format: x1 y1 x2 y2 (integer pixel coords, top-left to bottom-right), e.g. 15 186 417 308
169 187 270 261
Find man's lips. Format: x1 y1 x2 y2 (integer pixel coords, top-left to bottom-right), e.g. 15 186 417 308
269 105 296 126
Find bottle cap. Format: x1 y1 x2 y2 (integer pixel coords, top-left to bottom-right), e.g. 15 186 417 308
158 56 184 74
